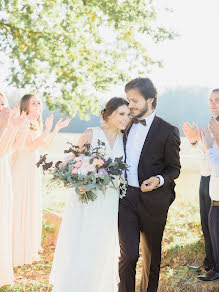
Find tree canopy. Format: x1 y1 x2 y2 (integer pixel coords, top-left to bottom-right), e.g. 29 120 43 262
0 0 176 118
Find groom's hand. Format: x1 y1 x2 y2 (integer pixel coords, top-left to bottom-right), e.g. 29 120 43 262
141 177 160 192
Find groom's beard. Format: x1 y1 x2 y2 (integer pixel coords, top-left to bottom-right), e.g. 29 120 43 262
132 103 148 119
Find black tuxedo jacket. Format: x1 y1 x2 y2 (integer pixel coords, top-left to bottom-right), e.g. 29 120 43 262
124 115 181 221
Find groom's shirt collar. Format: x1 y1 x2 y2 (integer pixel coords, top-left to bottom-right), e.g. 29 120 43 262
135 110 155 129
143 110 156 127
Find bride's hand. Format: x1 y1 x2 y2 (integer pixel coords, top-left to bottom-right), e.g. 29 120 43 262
78 187 87 194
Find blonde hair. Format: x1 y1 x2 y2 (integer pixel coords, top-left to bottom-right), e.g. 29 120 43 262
0 92 9 107
20 94 42 131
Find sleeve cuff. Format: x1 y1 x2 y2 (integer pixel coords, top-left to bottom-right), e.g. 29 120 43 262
156 175 164 188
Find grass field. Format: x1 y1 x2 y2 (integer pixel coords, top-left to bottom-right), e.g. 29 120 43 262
1 133 219 292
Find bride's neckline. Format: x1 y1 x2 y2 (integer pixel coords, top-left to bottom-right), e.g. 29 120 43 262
99 126 119 151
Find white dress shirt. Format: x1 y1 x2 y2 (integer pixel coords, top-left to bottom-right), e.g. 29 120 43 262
206 142 219 201
126 111 164 188
195 142 211 176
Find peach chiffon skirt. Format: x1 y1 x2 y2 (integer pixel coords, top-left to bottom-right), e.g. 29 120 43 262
11 145 42 267
0 155 14 287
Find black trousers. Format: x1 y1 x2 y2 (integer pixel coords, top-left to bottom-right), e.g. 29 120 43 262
199 176 215 269
118 186 167 292
208 206 219 272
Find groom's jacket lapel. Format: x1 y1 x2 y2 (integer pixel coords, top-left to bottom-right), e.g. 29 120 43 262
138 115 161 164
123 115 161 164
123 120 134 157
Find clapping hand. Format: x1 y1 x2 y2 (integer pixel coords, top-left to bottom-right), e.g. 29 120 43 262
10 105 20 118
54 118 71 133
182 122 199 143
209 118 219 141
199 127 214 152
8 105 28 128
12 112 27 128
140 176 160 192
45 114 54 133
0 107 10 128
78 187 87 194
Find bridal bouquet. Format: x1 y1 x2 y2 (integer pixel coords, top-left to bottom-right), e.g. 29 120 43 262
37 140 128 203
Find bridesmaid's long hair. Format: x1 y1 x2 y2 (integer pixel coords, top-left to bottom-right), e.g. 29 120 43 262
20 94 42 131
0 92 9 107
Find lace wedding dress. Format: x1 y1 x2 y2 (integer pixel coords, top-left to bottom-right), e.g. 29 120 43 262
50 127 124 292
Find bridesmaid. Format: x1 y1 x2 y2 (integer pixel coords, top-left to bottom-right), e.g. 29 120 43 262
0 93 27 288
11 94 70 267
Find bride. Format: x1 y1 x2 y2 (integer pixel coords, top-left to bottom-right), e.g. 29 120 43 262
50 97 130 292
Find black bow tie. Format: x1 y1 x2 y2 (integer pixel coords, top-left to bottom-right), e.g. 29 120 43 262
133 118 146 126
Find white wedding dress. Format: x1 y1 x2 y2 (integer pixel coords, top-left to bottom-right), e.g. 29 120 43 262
50 127 124 292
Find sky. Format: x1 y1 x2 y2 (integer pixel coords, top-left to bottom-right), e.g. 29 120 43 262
148 0 219 88
1 0 219 96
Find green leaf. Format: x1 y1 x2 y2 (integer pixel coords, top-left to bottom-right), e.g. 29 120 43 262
0 0 176 117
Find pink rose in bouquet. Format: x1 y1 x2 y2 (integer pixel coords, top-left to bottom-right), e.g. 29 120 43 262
74 161 82 169
93 158 105 167
72 168 78 175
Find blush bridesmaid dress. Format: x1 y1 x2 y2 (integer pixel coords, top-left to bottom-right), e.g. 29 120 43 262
11 129 43 267
0 131 14 287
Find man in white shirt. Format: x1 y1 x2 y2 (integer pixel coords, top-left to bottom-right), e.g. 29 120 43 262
118 78 181 292
197 124 219 281
182 89 219 272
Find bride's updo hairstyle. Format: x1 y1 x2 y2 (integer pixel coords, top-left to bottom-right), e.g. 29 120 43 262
100 97 129 122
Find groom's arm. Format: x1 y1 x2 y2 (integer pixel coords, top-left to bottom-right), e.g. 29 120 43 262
160 126 181 187
141 126 181 193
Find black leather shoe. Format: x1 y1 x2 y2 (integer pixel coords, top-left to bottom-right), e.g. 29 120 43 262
189 264 206 272
197 270 219 282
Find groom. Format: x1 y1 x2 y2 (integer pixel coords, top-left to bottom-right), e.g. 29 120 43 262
118 77 181 292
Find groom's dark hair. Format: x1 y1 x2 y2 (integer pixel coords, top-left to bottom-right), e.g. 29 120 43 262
125 77 157 109
212 89 219 93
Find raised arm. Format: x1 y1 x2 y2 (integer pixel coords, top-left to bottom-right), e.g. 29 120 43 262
25 115 53 152
0 127 6 140
200 120 219 175
40 118 71 150
206 148 219 175
0 107 10 140
12 113 30 151
0 106 24 156
182 122 199 144
0 125 18 156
